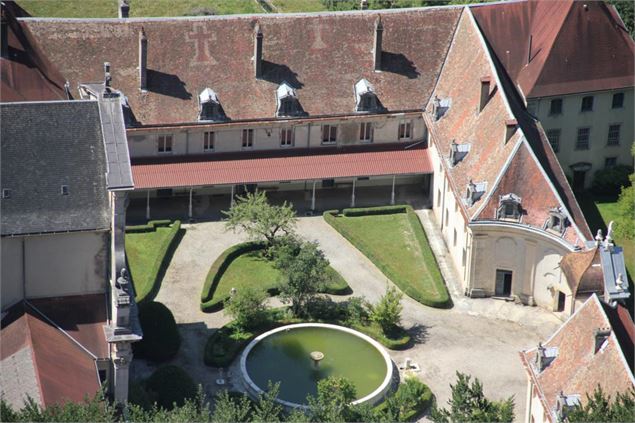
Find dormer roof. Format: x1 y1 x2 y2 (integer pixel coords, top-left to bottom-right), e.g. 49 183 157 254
199 87 219 104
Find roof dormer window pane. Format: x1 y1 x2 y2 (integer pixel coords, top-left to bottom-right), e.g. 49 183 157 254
355 79 382 113
276 82 303 117
198 88 224 121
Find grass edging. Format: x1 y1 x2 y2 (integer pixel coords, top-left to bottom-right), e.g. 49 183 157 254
126 220 183 303
324 206 451 308
200 242 351 313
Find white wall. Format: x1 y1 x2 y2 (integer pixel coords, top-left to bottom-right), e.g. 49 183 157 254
528 88 634 188
1 237 24 310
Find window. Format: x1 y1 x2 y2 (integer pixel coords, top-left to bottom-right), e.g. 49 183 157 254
605 157 617 168
581 96 594 112
612 92 624 109
280 128 294 147
547 129 561 153
453 229 457 247
322 179 335 188
437 189 441 207
158 135 173 153
2 189 11 199
445 209 449 225
549 98 563 115
575 127 590 150
61 185 69 195
242 129 254 148
607 124 620 146
497 193 521 220
203 131 215 151
545 208 567 234
322 125 337 144
398 121 412 140
359 122 373 142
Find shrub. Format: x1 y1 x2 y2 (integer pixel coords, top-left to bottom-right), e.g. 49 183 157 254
225 286 268 330
145 365 197 410
383 377 434 421
344 296 371 326
370 286 404 334
591 165 633 196
342 205 408 217
133 302 181 362
614 184 635 240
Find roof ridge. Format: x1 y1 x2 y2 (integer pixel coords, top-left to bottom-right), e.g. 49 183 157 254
22 307 45 406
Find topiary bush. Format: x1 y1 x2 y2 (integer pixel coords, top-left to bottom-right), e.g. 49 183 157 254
591 165 633 196
133 302 181 362
145 365 196 410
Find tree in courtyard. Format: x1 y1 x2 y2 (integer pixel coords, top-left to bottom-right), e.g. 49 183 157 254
224 285 268 330
430 372 515 423
211 390 252 423
307 377 358 423
370 285 404 334
275 238 330 316
613 144 635 241
223 191 297 249
251 381 283 423
567 385 635 422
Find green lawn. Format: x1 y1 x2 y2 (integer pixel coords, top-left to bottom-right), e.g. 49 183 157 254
324 206 450 308
126 221 182 303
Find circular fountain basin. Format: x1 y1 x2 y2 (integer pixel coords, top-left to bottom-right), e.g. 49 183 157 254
240 323 392 408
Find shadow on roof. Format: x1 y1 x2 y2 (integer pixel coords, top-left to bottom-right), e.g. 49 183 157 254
381 52 420 79
261 61 304 88
147 69 192 100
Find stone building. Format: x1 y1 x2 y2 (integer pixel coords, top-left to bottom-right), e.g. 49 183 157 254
472 0 635 190
519 294 635 423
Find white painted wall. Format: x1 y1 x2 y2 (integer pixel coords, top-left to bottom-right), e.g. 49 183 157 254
1 237 24 310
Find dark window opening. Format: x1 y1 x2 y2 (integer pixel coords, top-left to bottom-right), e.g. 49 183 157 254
549 98 563 115
495 270 513 297
607 124 620 146
547 129 561 153
581 96 594 112
322 179 335 188
557 292 566 312
612 92 624 109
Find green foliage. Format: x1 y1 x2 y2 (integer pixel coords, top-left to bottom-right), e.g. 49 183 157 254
134 301 181 362
370 286 404 334
591 165 633 196
225 285 269 330
276 239 330 316
211 390 252 423
324 206 450 308
145 365 197 410
614 184 635 240
1 392 115 422
307 377 358 423
609 0 634 38
431 372 514 423
344 296 371 326
126 220 182 303
567 385 635 422
223 191 297 247
251 382 284 422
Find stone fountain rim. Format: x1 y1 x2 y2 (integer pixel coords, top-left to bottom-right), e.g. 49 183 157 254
239 322 393 410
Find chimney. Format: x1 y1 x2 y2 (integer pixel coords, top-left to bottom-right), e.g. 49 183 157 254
118 0 129 19
1 5 8 59
139 27 147 90
104 62 112 88
594 328 611 353
504 119 518 143
254 23 263 79
535 342 546 371
479 76 491 112
373 16 383 72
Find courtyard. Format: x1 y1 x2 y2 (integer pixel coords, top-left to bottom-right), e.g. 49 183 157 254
130 208 561 421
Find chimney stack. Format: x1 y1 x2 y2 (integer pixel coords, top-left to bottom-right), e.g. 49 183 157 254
139 27 147 90
373 16 383 72
504 119 517 143
1 5 8 59
479 76 491 112
118 0 129 19
254 23 263 79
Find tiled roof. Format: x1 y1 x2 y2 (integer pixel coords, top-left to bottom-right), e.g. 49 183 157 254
560 248 603 296
20 7 462 125
0 301 102 408
471 0 635 98
0 101 110 236
519 295 635 421
131 144 432 189
0 2 68 102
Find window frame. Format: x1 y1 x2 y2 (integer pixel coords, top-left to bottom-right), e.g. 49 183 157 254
359 122 374 143
580 96 594 113
612 92 624 109
2 188 11 199
157 134 173 154
549 98 563 116
604 157 618 169
575 127 591 150
203 131 215 152
546 129 561 153
398 121 412 140
280 127 294 147
321 125 337 145
607 123 621 146
242 129 254 149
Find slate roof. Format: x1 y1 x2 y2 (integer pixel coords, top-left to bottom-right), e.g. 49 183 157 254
471 0 635 98
132 143 432 189
0 101 110 236
0 300 102 409
0 1 68 102
519 294 635 422
424 8 590 245
20 7 462 126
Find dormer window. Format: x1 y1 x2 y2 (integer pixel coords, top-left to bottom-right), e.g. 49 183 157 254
198 88 224 122
276 82 303 117
431 96 451 120
61 185 69 196
355 79 382 113
2 189 11 199
594 328 610 353
556 392 581 421
534 342 558 372
465 180 486 207
497 193 521 220
544 207 568 234
449 140 471 166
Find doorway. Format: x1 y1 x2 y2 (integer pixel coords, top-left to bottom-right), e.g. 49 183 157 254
495 269 513 297
572 170 586 192
557 291 566 312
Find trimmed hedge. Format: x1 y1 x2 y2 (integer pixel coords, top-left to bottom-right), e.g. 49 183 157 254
145 365 196 410
133 302 181 362
591 165 633 196
126 220 182 303
200 241 266 312
324 206 451 308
